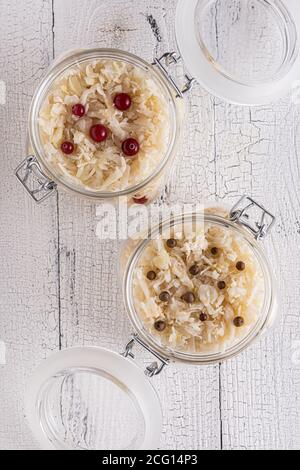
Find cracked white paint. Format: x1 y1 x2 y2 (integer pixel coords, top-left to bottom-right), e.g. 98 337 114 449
0 0 299 450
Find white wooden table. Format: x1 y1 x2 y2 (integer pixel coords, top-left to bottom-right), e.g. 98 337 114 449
0 0 299 450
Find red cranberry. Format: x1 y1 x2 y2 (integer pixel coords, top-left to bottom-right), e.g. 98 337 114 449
122 138 140 157
72 103 85 117
90 124 108 143
133 196 148 205
114 93 132 111
61 141 74 155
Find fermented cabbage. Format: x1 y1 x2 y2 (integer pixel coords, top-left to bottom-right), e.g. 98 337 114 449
132 223 265 354
39 59 170 192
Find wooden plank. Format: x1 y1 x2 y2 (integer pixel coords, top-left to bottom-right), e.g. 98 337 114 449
215 99 300 449
53 0 221 450
208 1 300 449
0 0 59 449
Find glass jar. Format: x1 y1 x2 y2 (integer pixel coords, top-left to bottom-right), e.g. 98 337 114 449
15 49 188 204
121 196 278 364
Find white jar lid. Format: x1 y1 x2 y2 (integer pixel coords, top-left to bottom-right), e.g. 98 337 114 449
176 0 300 105
25 347 162 450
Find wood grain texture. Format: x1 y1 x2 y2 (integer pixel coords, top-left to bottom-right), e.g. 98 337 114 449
209 1 300 449
0 0 58 450
217 100 300 450
0 0 299 450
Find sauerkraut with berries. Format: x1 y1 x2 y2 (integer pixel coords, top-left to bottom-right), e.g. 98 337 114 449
132 223 265 354
38 59 170 192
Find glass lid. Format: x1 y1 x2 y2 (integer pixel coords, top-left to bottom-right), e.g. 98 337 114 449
176 0 300 105
25 347 162 450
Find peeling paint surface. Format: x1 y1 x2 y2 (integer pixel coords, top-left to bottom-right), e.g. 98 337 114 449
0 0 299 450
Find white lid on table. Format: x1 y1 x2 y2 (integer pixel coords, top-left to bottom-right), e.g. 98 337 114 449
25 347 162 450
175 0 300 105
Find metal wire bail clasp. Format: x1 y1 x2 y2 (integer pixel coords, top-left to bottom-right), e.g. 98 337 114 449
153 52 196 98
15 156 57 203
229 196 276 240
122 334 169 377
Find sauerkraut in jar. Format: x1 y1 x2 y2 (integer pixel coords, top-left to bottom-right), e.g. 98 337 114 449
132 223 264 354
38 59 171 193
17 49 181 203
122 202 277 363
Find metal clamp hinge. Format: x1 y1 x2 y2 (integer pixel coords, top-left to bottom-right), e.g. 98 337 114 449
229 196 276 240
122 334 169 377
15 156 56 204
153 52 196 98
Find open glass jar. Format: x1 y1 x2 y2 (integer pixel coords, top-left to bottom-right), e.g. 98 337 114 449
25 196 277 450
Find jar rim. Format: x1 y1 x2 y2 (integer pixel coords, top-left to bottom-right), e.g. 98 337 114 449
28 48 180 200
123 211 277 365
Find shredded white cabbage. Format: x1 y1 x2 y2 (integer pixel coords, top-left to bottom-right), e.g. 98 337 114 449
132 223 265 355
39 59 170 192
